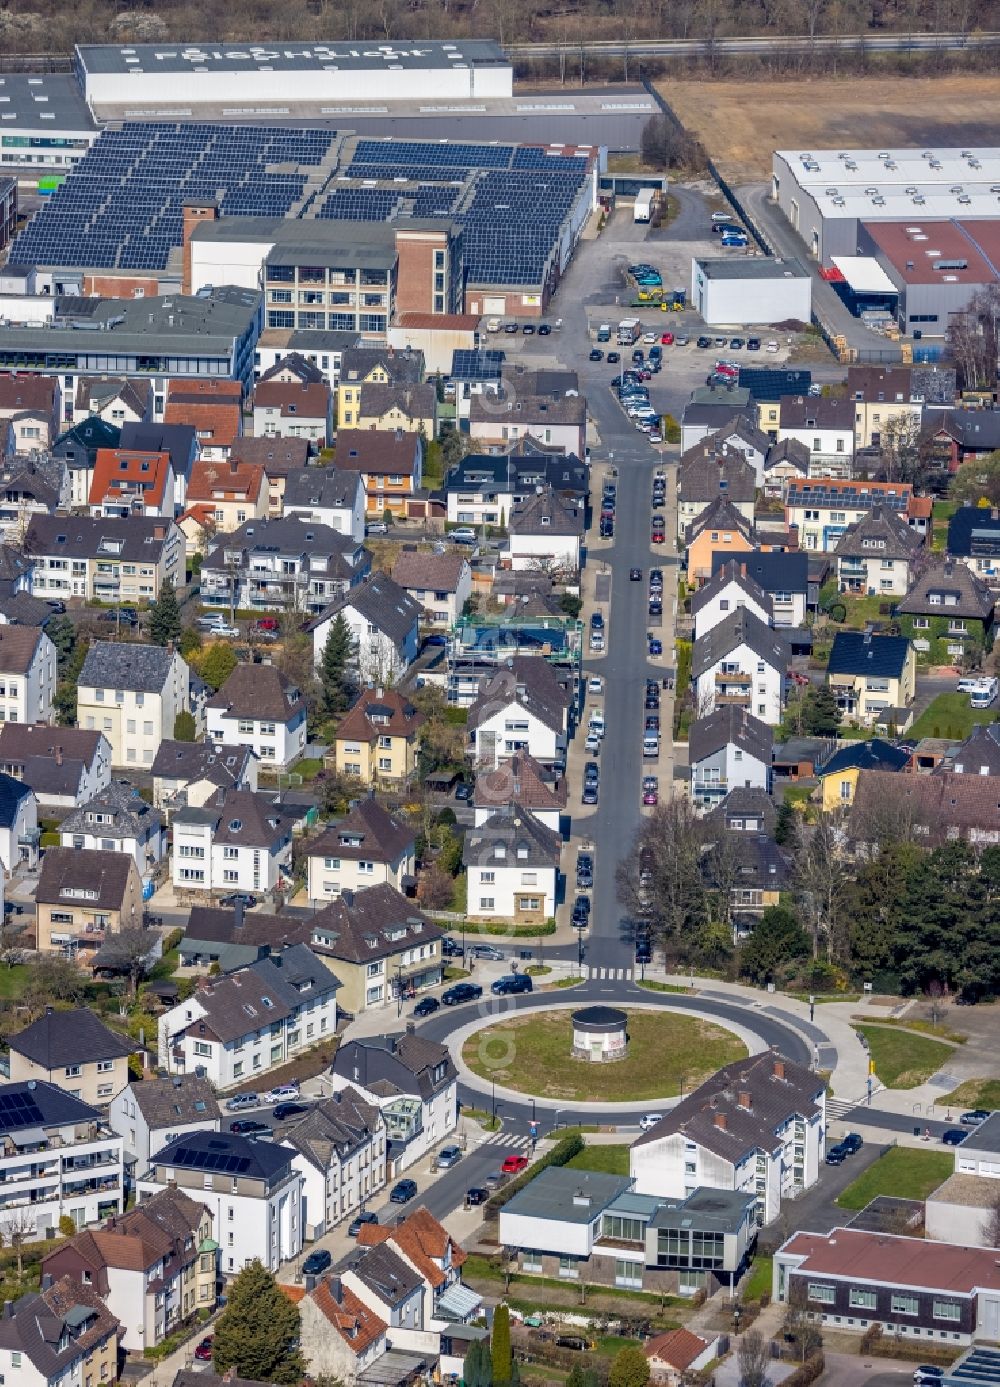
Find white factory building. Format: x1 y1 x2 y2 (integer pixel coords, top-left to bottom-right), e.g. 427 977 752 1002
772 146 1000 262
691 256 812 326
74 40 513 114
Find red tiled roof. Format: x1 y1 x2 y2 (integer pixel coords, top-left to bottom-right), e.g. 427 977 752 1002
645 1328 712 1371
89 448 171 509
254 380 331 419
310 1280 386 1353
780 1226 1000 1293
187 458 265 504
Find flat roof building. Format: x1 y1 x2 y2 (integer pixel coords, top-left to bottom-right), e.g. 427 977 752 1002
691 256 811 326
857 218 1000 339
0 73 99 175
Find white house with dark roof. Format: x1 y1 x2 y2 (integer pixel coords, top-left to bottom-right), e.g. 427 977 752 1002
506 491 584 575
834 504 923 597
305 797 416 904
392 550 472 629
310 572 421 686
170 787 293 899
631 1051 825 1225
691 561 773 642
692 610 790 726
0 770 38 871
206 663 307 769
0 624 56 725
0 1273 121 1387
689 708 773 812
777 395 856 479
678 446 757 542
157 943 340 1087
463 805 560 923
281 1086 386 1239
151 738 257 813
77 641 192 769
108 1073 221 1170
25 513 184 604
282 466 366 542
0 723 111 809
467 658 569 769
58 779 164 870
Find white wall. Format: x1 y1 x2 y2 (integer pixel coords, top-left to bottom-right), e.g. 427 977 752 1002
693 583 771 641
467 861 556 918
499 1208 597 1258
693 263 812 327
508 530 581 575
694 648 786 726
206 707 307 770
138 1172 303 1277
190 238 270 296
472 701 561 768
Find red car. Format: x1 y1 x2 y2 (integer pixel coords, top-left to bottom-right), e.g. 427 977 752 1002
660 332 674 345
501 1154 529 1174
195 1338 213 1363
255 617 279 632
651 527 665 544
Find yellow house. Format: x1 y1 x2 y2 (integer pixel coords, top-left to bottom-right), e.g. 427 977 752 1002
8 1006 133 1106
758 399 783 436
827 631 917 725
330 686 425 785
306 796 416 904
185 457 268 534
356 382 438 439
846 364 924 450
817 738 912 811
336 346 425 429
684 495 755 587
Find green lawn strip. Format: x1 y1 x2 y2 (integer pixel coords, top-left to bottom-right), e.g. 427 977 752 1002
850 1015 965 1043
855 1023 955 1088
789 991 861 1004
742 1255 773 1302
942 1079 1000 1110
463 1009 746 1103
463 1255 687 1311
636 980 694 994
292 757 324 780
461 1107 501 1132
836 1147 953 1209
0 964 31 998
909 692 998 741
564 1144 630 1176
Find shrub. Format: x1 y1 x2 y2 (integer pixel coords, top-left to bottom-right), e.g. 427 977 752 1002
783 1355 824 1387
58 1215 76 1237
485 1132 583 1216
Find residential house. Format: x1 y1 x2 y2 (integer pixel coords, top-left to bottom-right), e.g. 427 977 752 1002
499 1167 756 1298
26 514 184 604
283 466 366 542
164 379 242 460
631 1051 826 1225
356 383 437 440
896 559 996 662
784 479 919 553
0 544 32 602
689 707 773 812
151 739 257 813
684 497 755 588
53 418 122 509
78 642 191 769
392 550 472 629
473 751 566 833
282 1088 386 1241
58 781 166 871
761 437 809 499
451 348 505 423
691 561 773 642
507 491 584 576
309 573 421 686
741 368 812 435
88 448 174 519
692 610 789 726
333 429 423 519
330 1029 457 1172
470 392 586 459
253 379 333 447
711 551 811 628
158 943 339 1086
645 1329 719 1383
74 377 151 429
298 1273 389 1384
200 516 369 616
34 847 143 961
170 787 293 899
137 1131 303 1278
340 1244 426 1353
849 769 1000 849
940 409 1000 470
118 422 198 510
336 347 425 432
329 687 425 788
206 663 307 770
0 456 68 538
0 624 56 725
816 738 910 812
184 457 268 536
685 418 770 487
834 504 923 596
945 724 1000 777
228 435 309 515
108 1074 221 1172
704 787 777 837
8 1008 133 1108
0 771 37 865
463 806 560 924
680 392 753 452
42 1186 215 1353
777 396 856 478
0 1275 121 1386
0 1078 124 1235
443 446 589 528
177 904 313 973
846 363 955 449
0 723 111 809
947 504 1000 584
677 449 756 543
827 630 916 724
310 885 441 1013
306 799 416 904
353 1204 480 1330
772 1225 1000 1346
467 658 569 769
0 373 59 452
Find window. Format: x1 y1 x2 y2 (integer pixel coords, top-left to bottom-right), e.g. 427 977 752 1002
614 1259 643 1289
522 1251 542 1272
479 897 495 910
808 1283 836 1305
932 1301 961 1322
891 1294 918 1315
849 1289 876 1310
97 1060 114 1073
65 1065 81 1077
558 1256 579 1280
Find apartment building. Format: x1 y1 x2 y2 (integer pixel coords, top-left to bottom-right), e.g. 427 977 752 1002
7 1008 133 1109
185 458 268 534
310 885 441 1014
201 516 369 616
25 514 183 603
333 429 423 519
0 624 56 725
206 664 307 770
170 787 293 899
305 798 416 903
77 642 191 769
282 1088 386 1240
108 1073 221 1170
328 687 425 788
88 448 174 519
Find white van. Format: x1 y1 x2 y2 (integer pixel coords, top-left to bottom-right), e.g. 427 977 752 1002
643 735 659 758
970 678 998 709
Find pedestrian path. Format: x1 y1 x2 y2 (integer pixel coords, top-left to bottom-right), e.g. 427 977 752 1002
479 1133 536 1152
584 965 634 980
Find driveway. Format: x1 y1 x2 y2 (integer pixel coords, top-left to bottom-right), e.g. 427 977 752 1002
757 1141 888 1250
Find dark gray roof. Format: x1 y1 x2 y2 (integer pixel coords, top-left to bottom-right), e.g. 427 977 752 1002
508 490 584 537
679 450 756 506
467 657 569 735
8 1008 132 1067
690 560 772 621
469 391 585 428
691 609 790 680
181 905 311 954
150 739 254 791
462 805 561 870
283 466 362 512
897 559 995 622
179 944 339 1045
834 505 922 561
340 346 424 386
0 593 58 626
206 664 305 724
205 515 366 574
0 771 32 828
818 739 910 778
35 846 136 912
150 1129 296 1182
711 550 809 596
947 504 1000 561
311 885 437 966
60 780 162 843
280 1086 382 1172
705 788 777 835
309 798 415 867
502 1166 631 1223
25 514 177 563
119 421 197 477
779 395 857 430
444 450 588 501
173 788 292 850
333 1032 456 1103
648 1187 756 1233
130 1073 221 1129
827 631 912 679
946 723 1000 777
944 410 1000 451
0 1276 117 1380
684 495 754 546
311 572 420 646
348 1242 423 1306
80 641 178 694
764 437 809 473
689 707 774 765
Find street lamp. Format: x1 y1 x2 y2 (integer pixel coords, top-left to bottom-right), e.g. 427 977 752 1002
396 962 404 1018
491 1076 496 1126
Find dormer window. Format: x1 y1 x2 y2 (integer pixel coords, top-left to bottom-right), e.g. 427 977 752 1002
493 844 506 860
229 819 242 832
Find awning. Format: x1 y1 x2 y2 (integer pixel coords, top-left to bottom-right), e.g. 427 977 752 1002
830 256 898 296
357 1350 428 1386
435 1281 482 1321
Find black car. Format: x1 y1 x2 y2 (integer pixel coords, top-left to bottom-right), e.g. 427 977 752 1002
630 567 642 581
302 1248 332 1276
576 854 594 888
572 894 591 923
635 938 652 964
45 599 67 613
645 692 659 711
466 1187 488 1206
840 1132 864 1154
584 761 599 783
413 996 440 1018
747 337 761 351
696 336 712 348
649 569 664 590
273 1102 310 1122
522 324 535 334
649 600 663 616
348 1211 378 1236
230 1118 269 1135
538 323 551 335
825 1144 847 1165
442 982 483 1006
589 348 603 361
454 780 474 801
607 351 620 364
441 937 464 957
599 518 614 538
942 1129 967 1145
220 892 257 910
390 1178 418 1204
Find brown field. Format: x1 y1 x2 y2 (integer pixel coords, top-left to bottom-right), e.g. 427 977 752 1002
663 74 1000 183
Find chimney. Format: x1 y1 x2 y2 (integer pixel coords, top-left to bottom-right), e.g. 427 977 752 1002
233 897 245 929
738 1091 752 1111
181 200 219 297
40 1274 53 1291
572 1189 590 1207
773 1057 786 1081
230 457 239 475
2 1301 11 1319
328 1273 343 1303
54 745 63 766
713 1113 728 1131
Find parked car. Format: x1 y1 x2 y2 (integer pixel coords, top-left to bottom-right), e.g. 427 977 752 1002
941 1129 967 1145
840 1132 864 1154
571 896 591 928
607 351 620 364
582 783 598 805
913 1368 944 1385
225 1092 260 1112
648 637 663 656
195 1338 214 1363
491 973 533 996
470 943 504 961
589 348 603 361
220 892 256 910
437 1145 462 1168
638 1113 662 1132
45 599 67 614
576 854 594 888
635 937 652 964
201 620 239 638
466 1187 488 1206
642 777 658 806
588 676 603 694
441 937 464 958
302 1249 332 1276
455 781 474 802
825 1144 846 1165
230 1118 269 1134
442 982 483 1006
255 617 279 632
266 1083 300 1104
961 1109 991 1126
747 337 761 351
501 1154 529 1174
390 1179 418 1204
348 1211 378 1236
273 1102 309 1122
450 527 477 544
555 1337 590 1352
413 996 440 1018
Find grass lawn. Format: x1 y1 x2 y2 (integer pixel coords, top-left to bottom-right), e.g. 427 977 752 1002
943 1078 1000 1110
783 785 814 808
463 1009 746 1102
909 692 998 741
293 757 324 781
564 1144 630 1176
0 963 30 998
743 1256 773 1302
837 593 896 629
855 1024 955 1088
837 1147 954 1209
637 980 693 994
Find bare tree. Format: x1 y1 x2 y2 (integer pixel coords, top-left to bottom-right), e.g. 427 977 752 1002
981 1185 1000 1248
791 812 849 961
616 799 706 965
946 284 1000 391
103 927 156 998
2 1207 37 1278
736 1328 771 1387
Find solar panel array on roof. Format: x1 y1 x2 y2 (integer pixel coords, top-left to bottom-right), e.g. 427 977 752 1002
169 1142 253 1174
0 1089 45 1127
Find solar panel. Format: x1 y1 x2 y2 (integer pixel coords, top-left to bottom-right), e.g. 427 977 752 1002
0 1090 45 1126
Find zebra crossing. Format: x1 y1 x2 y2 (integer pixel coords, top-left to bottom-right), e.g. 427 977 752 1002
482 1133 536 1153
584 965 633 981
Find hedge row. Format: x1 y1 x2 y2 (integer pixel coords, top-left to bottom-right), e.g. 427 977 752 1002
782 1353 824 1387
485 1132 584 1218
